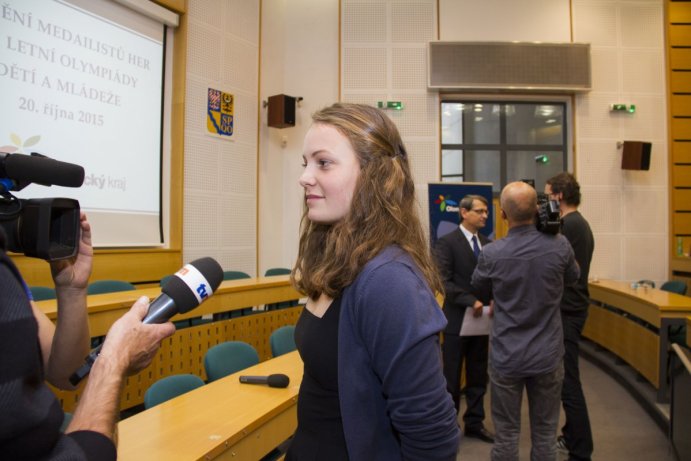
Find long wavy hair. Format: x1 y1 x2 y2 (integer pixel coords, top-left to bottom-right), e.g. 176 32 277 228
291 103 442 300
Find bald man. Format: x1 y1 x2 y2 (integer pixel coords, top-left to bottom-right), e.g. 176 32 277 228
471 181 580 461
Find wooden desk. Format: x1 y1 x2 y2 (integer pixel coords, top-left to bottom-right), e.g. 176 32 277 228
36 275 302 337
585 279 691 402
118 350 302 461
43 276 303 412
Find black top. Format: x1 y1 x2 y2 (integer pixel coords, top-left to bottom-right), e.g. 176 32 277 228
560 211 594 315
286 296 348 461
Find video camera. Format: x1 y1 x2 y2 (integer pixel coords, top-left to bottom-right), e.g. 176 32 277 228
0 152 84 261
536 192 561 235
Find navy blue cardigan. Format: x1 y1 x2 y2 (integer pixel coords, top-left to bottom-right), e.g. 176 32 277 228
337 246 460 460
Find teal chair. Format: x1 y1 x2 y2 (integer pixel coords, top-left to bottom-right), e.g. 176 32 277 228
215 271 253 319
144 374 205 409
264 268 298 310
224 270 252 280
87 279 136 295
160 274 174 287
264 267 291 277
661 280 688 346
86 280 136 347
204 341 259 382
661 280 687 296
30 286 56 301
270 325 297 357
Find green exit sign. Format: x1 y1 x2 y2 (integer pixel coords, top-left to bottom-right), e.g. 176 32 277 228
377 101 404 110
610 103 635 113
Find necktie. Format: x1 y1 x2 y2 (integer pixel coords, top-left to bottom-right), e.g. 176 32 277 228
471 235 480 258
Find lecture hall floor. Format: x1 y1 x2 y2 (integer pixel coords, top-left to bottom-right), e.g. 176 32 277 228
455 348 673 460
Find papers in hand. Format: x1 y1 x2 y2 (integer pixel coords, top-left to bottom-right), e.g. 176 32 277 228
459 306 491 336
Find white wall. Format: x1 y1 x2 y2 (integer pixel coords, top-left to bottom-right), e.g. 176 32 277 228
440 0 571 42
572 0 667 285
258 0 339 275
434 0 668 285
340 0 440 242
180 0 668 285
182 0 260 275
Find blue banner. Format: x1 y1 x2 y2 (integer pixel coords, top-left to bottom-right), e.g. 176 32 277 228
428 183 494 248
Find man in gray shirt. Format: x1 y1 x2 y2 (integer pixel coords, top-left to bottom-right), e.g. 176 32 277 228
471 181 579 461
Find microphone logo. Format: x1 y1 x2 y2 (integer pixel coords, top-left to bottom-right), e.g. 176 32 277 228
174 263 215 304
197 283 209 299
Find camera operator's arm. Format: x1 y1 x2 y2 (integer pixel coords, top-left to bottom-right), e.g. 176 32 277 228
65 296 175 441
32 212 92 389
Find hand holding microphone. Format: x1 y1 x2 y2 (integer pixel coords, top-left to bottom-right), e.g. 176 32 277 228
69 257 223 385
99 296 177 376
239 374 290 388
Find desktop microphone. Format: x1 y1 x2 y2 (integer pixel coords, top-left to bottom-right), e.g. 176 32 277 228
239 374 290 388
68 257 224 386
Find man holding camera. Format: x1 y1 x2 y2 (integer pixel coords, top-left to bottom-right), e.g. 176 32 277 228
0 213 175 460
471 181 579 461
546 172 595 461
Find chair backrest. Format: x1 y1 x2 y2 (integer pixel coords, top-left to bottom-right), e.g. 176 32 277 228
660 280 688 296
223 270 251 281
160 274 174 287
30 286 57 301
144 374 205 409
270 325 297 357
264 267 291 276
87 279 137 295
204 341 259 382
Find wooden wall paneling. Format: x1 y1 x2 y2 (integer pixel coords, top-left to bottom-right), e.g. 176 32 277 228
668 0 691 282
672 141 691 163
51 307 302 413
671 94 691 114
669 24 691 44
670 48 691 68
670 71 691 92
583 304 659 387
673 165 691 186
673 189 691 211
669 2 691 23
673 213 691 235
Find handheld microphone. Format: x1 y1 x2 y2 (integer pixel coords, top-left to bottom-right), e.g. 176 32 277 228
68 257 224 386
239 374 290 388
0 152 85 190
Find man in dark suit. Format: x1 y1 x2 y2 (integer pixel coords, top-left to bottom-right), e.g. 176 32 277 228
434 194 494 443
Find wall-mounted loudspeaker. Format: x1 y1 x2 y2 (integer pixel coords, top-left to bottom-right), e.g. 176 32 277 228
268 94 296 128
621 141 652 170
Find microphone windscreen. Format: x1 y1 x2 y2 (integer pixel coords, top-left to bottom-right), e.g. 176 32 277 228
162 257 223 313
5 153 85 187
267 373 290 388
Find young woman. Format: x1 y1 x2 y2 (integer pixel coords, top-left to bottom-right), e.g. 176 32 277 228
287 103 460 460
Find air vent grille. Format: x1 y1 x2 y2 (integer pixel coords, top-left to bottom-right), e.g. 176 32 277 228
428 41 591 92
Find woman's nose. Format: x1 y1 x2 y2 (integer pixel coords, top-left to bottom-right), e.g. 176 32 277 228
299 167 314 187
